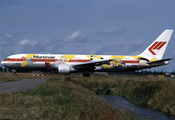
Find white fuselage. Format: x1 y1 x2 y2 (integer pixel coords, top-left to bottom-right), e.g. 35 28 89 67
1 53 164 74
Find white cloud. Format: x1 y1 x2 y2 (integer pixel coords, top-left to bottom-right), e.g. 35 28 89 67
5 34 12 38
19 39 30 45
19 39 37 46
0 41 9 46
98 28 125 35
64 31 88 42
90 46 102 55
106 28 117 35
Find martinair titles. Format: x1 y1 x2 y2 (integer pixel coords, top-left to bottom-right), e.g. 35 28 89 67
33 55 56 59
1 30 173 76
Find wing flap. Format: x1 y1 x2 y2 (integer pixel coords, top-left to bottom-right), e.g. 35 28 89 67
72 59 113 70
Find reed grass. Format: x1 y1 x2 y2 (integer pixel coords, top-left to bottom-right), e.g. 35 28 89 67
1 73 173 117
69 75 175 117
0 74 138 120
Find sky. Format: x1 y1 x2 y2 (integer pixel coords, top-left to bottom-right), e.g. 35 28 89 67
0 0 175 72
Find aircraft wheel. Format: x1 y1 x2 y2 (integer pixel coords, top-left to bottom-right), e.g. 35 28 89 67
83 73 90 77
83 69 91 77
13 72 17 76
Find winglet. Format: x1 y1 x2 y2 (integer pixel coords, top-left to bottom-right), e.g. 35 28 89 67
138 30 173 60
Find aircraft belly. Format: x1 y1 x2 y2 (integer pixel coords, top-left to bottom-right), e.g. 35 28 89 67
8 61 55 70
24 62 45 68
96 64 140 72
15 62 55 71
7 62 21 68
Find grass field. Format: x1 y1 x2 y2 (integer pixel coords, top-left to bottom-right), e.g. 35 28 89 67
0 73 139 120
67 75 175 117
0 73 175 119
0 73 45 83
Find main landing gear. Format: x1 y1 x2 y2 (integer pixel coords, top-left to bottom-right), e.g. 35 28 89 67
83 69 90 77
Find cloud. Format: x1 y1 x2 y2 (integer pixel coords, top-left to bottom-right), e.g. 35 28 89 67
19 39 30 45
0 32 15 47
17 37 64 54
19 39 38 46
90 46 102 55
0 31 26 46
93 41 145 55
64 31 88 42
0 41 10 46
98 28 125 35
94 44 126 55
5 34 11 38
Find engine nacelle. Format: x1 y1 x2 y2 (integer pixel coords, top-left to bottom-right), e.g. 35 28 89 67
58 65 71 75
139 58 149 66
139 59 149 66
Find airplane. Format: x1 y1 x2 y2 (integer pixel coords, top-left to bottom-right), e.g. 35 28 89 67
1 29 174 76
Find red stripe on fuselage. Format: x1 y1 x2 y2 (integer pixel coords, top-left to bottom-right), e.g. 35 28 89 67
31 59 56 62
68 59 91 62
3 58 57 62
3 58 139 64
3 58 92 63
122 60 139 63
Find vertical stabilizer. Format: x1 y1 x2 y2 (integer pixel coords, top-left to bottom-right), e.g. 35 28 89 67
138 30 173 60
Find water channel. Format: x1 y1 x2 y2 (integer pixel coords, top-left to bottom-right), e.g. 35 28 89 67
101 95 175 120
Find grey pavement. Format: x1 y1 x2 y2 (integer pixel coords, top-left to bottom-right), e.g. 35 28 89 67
0 79 47 92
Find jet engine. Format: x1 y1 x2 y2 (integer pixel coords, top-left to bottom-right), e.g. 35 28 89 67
139 58 149 66
58 65 71 74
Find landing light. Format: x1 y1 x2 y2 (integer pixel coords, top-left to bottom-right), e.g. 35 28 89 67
164 61 169 64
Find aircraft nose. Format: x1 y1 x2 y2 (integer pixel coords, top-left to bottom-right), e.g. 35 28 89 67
1 61 4 66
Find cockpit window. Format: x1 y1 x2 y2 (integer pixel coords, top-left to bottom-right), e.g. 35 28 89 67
5 58 10 60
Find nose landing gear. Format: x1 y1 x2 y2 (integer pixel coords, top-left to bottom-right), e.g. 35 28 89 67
12 70 17 76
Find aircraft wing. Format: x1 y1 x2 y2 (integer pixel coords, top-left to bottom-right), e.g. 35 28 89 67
147 58 173 65
72 59 113 70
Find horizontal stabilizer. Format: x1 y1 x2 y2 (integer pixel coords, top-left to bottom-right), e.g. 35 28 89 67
147 58 173 65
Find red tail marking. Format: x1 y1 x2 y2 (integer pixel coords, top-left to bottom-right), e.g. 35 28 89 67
148 42 158 55
153 42 162 50
157 42 167 50
148 41 167 55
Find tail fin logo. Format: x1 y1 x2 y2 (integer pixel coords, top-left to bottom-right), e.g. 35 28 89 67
148 41 167 55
